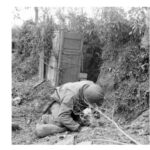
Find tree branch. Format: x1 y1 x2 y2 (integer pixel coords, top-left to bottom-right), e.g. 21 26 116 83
95 108 141 145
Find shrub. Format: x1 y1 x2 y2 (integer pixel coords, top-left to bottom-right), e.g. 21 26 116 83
12 18 55 81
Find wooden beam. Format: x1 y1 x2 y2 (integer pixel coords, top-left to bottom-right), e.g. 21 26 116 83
146 8 149 47
56 30 64 86
39 51 44 82
64 32 82 40
47 31 61 86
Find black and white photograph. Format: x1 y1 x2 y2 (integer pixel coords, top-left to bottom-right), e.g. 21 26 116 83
11 5 149 145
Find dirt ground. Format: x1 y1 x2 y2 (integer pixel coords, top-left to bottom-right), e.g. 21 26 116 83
11 74 149 145
12 100 150 145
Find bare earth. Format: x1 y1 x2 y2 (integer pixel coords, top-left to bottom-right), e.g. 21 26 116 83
12 100 149 145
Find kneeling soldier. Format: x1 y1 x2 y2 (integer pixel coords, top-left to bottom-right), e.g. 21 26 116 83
35 80 104 138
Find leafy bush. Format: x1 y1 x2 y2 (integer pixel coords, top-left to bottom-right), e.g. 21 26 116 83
113 79 149 123
13 55 39 82
16 20 36 61
12 18 55 81
96 8 148 123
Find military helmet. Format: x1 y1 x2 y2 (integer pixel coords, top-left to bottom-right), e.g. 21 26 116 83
83 84 104 107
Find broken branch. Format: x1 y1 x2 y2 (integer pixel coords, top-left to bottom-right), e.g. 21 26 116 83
95 108 141 145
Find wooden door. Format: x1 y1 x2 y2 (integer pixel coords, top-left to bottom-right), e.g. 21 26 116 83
58 32 83 85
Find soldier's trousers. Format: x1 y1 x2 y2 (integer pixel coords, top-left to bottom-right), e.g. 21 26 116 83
35 103 67 138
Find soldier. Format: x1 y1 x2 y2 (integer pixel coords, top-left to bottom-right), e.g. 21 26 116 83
35 80 104 138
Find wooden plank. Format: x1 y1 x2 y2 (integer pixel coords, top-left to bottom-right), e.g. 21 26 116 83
62 49 81 55
64 32 82 40
33 80 45 89
39 51 44 81
148 9 150 48
47 32 60 86
61 55 81 65
80 37 84 72
56 30 64 86
60 54 80 83
58 31 83 85
63 38 81 50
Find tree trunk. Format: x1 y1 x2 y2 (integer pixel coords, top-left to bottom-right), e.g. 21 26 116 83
34 7 38 24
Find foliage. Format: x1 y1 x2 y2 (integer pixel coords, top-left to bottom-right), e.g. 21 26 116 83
113 79 149 123
13 55 39 82
98 43 149 123
95 8 137 61
113 44 149 122
12 17 55 81
95 7 149 123
67 10 88 32
16 20 36 61
36 17 55 63
128 7 147 38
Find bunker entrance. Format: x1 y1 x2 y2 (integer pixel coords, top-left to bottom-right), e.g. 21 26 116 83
82 47 102 82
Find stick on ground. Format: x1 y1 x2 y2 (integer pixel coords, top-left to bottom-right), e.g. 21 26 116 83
95 108 141 145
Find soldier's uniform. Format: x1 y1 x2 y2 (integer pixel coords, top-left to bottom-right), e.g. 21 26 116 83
35 80 104 138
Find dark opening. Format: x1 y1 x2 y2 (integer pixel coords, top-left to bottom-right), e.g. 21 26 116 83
44 63 47 79
12 42 15 49
12 41 17 53
82 47 102 82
